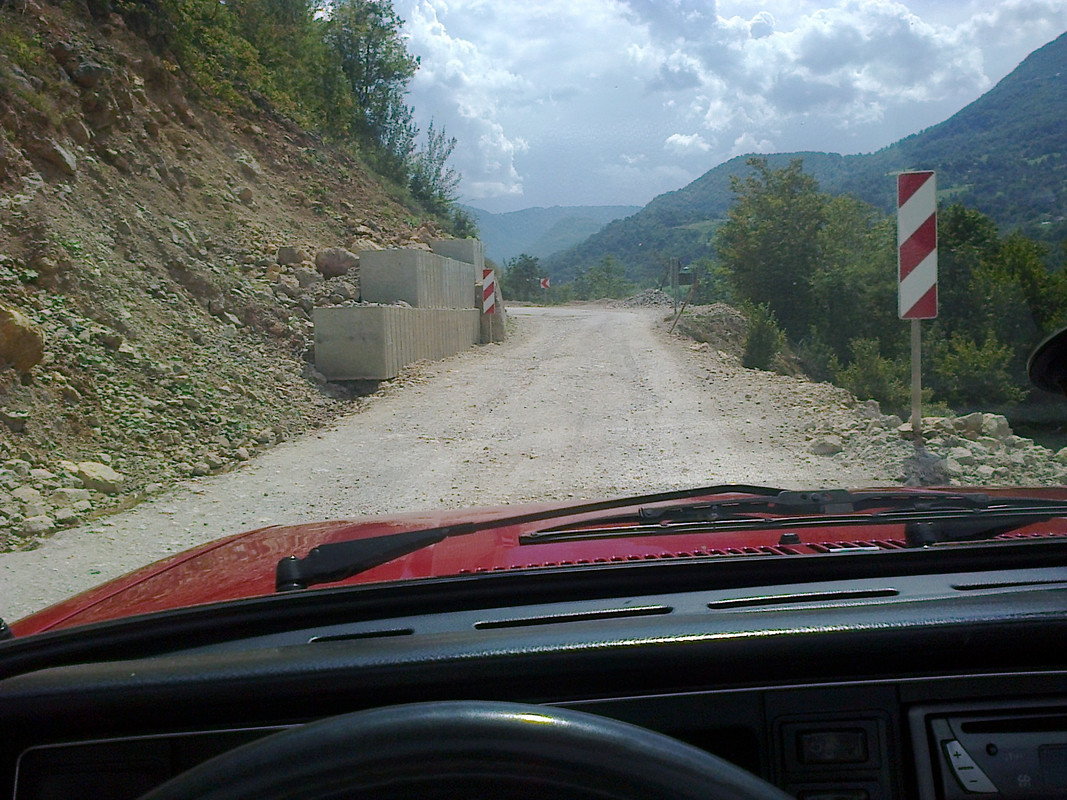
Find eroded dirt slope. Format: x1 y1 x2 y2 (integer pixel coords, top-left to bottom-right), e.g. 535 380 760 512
1 5 445 544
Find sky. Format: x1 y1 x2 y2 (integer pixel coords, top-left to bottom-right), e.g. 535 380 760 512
392 1 1067 214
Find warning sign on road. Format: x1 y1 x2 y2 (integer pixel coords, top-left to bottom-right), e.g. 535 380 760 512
897 171 938 319
482 268 496 314
540 277 550 290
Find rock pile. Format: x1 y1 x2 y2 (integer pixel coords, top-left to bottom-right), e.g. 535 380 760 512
808 400 1067 487
615 289 675 308
1 458 122 535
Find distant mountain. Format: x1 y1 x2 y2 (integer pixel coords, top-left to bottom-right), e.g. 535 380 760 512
546 31 1067 283
460 204 641 264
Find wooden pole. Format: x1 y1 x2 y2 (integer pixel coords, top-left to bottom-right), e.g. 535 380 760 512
669 280 698 334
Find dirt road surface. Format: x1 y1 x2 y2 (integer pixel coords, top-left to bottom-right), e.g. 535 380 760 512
1 306 891 622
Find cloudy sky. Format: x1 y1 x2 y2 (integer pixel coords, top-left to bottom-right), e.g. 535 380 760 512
393 0 1067 213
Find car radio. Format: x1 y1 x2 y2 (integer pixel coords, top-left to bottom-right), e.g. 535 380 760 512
911 700 1067 799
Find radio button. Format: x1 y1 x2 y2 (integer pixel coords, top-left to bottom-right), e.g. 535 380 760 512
944 740 998 794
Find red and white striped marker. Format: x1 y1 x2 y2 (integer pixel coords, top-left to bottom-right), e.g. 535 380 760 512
897 171 937 319
482 268 496 314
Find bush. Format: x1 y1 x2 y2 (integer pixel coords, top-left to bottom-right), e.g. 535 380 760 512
930 333 1026 410
742 303 785 370
833 338 911 414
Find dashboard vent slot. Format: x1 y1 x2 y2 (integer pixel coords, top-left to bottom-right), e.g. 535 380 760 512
707 588 898 610
310 628 414 643
952 579 1067 591
475 605 671 630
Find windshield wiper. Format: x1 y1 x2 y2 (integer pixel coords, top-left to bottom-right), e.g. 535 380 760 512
276 488 1067 592
275 484 783 591
518 491 1067 548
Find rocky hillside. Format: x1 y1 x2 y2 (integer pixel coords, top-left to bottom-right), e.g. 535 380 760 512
0 5 449 546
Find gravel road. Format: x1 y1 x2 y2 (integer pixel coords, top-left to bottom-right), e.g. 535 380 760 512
1 306 890 622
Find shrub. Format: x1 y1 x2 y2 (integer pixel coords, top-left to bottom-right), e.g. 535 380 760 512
930 333 1026 410
833 338 911 414
742 303 785 370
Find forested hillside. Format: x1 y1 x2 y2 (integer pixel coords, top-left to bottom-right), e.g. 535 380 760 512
547 31 1067 282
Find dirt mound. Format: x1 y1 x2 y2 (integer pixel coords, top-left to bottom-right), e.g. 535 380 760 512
0 6 445 545
671 303 748 358
614 289 674 308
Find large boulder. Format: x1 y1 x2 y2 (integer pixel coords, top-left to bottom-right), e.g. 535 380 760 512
0 303 45 375
277 246 311 266
75 461 125 494
315 247 359 278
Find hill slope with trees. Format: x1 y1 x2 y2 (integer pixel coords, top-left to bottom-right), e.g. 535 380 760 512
0 0 467 541
547 31 1067 282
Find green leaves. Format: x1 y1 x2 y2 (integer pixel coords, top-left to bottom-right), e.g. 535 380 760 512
573 256 634 301
502 254 543 303
714 158 825 339
714 160 1066 415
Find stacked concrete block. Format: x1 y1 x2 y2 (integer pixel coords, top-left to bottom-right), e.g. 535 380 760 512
314 240 496 381
313 306 480 380
430 239 485 273
360 250 477 309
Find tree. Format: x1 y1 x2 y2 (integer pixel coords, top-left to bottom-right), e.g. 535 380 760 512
573 256 633 300
409 120 460 212
502 254 542 302
325 0 420 172
808 195 898 360
713 158 826 339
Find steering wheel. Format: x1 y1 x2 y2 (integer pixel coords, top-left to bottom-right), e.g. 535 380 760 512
138 700 794 799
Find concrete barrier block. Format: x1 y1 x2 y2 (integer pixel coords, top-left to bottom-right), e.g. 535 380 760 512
360 249 476 309
431 239 484 271
314 306 480 380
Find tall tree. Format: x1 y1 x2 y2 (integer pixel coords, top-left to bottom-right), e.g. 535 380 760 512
325 0 419 171
713 158 826 338
409 120 460 211
503 254 541 302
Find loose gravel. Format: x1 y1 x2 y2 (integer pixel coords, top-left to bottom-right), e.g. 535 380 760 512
0 305 1046 622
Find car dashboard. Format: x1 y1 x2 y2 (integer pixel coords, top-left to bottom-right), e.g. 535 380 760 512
2 547 1067 800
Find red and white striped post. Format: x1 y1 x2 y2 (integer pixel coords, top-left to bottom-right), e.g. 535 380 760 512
482 268 496 343
897 170 938 439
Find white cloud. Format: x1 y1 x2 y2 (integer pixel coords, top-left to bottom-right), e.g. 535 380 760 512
392 0 1067 210
665 133 713 154
731 132 776 156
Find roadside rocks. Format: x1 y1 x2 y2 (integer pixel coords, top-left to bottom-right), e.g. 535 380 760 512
614 289 674 308
809 404 1067 487
314 246 359 278
269 244 363 310
0 459 122 540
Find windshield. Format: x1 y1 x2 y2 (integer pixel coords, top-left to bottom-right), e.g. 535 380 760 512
1 1 1067 628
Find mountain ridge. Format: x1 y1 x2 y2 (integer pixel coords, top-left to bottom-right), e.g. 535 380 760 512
461 204 641 264
545 30 1067 283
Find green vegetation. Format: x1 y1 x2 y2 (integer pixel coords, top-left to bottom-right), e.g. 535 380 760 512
712 159 1067 416
741 303 785 371
572 256 635 300
501 254 543 302
112 0 461 217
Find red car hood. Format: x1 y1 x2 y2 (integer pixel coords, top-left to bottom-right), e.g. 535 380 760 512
12 487 1067 636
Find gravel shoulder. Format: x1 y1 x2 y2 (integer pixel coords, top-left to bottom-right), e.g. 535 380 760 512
1 305 892 622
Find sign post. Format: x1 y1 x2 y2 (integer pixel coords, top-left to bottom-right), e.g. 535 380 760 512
897 171 938 440
482 268 496 344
